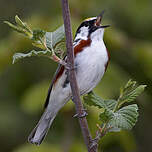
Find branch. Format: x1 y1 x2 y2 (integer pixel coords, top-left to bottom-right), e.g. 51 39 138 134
60 0 97 151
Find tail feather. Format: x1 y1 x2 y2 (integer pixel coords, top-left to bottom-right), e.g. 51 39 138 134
28 111 56 145
28 93 71 145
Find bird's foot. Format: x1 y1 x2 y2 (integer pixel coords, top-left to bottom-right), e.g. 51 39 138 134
64 62 78 71
73 109 88 118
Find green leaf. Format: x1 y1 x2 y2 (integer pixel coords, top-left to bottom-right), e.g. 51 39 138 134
83 92 117 110
4 16 33 38
12 50 51 64
5 16 66 63
124 79 136 92
32 42 46 50
118 85 146 109
46 25 65 49
103 104 139 131
15 15 25 28
99 109 113 123
120 79 136 96
114 80 147 111
11 25 66 64
31 25 65 51
84 80 144 134
32 29 46 41
15 15 32 34
4 21 26 35
54 41 66 58
121 85 146 103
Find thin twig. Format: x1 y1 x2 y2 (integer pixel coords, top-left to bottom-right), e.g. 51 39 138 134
93 124 112 147
60 0 97 151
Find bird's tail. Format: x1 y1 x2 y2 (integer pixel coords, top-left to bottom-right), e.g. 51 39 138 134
28 109 56 145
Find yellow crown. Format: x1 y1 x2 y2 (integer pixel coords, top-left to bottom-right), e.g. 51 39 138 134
84 17 96 21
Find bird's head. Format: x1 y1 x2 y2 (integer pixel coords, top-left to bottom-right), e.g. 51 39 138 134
74 11 110 41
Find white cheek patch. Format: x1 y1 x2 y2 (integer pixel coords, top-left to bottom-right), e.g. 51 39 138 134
75 26 89 40
80 26 89 36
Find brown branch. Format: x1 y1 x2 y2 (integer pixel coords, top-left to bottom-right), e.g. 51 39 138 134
60 0 98 151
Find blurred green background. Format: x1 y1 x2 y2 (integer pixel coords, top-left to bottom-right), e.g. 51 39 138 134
0 0 152 152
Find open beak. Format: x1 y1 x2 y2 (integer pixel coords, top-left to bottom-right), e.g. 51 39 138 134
95 10 110 28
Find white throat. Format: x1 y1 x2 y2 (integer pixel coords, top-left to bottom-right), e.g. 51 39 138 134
90 28 104 42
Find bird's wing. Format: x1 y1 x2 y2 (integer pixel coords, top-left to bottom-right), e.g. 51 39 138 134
43 38 82 109
44 59 66 109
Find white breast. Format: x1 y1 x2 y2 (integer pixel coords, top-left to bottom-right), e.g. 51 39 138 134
75 39 108 95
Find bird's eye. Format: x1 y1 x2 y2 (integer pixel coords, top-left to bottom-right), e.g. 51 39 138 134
85 21 93 27
84 22 89 27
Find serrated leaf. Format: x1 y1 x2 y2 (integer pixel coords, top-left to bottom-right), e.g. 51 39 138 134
120 80 136 96
124 79 136 91
46 25 65 49
118 85 146 108
12 50 51 64
107 104 139 131
83 92 117 110
104 99 117 110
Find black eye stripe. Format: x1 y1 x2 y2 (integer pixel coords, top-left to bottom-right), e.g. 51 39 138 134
88 26 98 36
75 19 96 35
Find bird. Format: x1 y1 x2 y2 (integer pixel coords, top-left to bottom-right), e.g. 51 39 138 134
28 11 110 145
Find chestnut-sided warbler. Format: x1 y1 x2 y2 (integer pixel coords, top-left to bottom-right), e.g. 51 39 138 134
28 11 110 145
